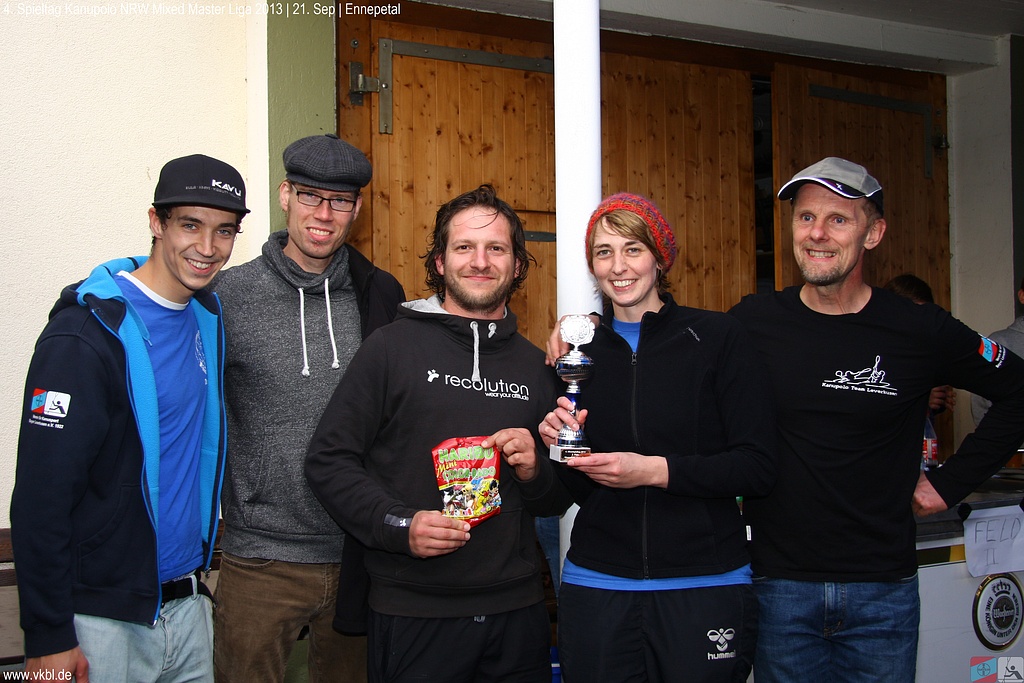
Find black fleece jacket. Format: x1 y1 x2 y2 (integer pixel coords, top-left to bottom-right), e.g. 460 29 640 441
559 294 776 579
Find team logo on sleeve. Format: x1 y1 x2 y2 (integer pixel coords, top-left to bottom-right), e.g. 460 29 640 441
28 389 71 430
31 389 71 417
980 337 1007 366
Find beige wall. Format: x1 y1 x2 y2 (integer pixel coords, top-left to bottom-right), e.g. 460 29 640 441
0 7 262 526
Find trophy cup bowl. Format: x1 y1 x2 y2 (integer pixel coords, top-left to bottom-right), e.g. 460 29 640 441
555 350 593 393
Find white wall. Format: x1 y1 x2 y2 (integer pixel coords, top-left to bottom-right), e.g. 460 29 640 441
950 37 1015 333
948 36 1016 444
0 6 268 527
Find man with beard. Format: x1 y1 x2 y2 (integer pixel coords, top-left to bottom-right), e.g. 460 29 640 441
305 184 571 682
727 157 1024 682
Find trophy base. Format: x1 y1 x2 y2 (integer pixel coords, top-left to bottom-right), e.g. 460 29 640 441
549 444 591 462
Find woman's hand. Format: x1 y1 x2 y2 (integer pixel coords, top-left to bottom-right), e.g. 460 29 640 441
565 451 669 489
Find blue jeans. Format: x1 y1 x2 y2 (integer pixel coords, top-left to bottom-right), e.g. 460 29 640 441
74 593 214 682
753 575 919 683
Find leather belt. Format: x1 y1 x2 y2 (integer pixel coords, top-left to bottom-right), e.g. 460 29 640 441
161 569 211 606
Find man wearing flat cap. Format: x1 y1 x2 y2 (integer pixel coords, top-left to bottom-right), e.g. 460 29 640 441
12 154 247 682
213 134 404 682
728 157 1024 681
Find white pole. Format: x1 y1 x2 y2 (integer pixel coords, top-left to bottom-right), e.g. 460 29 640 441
553 0 602 582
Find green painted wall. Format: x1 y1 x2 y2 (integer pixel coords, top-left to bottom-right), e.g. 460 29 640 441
267 11 337 224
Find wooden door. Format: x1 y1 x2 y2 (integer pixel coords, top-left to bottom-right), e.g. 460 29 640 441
338 8 772 348
772 63 950 306
366 23 557 346
599 53 754 312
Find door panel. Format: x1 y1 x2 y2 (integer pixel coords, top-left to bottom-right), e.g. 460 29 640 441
772 63 950 307
357 19 756 350
598 55 757 313
369 22 556 344
600 54 755 313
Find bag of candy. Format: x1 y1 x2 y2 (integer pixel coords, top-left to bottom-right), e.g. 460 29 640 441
432 435 501 526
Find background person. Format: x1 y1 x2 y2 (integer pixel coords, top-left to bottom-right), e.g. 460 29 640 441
883 273 956 469
972 275 1024 433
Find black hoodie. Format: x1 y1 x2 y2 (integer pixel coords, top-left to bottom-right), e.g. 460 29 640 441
306 296 571 618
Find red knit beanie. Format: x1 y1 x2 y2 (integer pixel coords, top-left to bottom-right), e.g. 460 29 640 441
585 193 677 272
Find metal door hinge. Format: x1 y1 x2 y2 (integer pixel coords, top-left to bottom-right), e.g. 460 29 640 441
349 38 552 136
349 62 383 106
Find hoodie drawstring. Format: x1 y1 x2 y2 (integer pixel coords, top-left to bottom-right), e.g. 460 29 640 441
298 281 342 376
470 321 481 383
324 279 340 369
488 322 497 339
298 288 310 377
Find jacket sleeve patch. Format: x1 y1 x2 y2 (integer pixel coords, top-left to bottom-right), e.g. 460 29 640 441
979 337 1007 367
28 388 72 427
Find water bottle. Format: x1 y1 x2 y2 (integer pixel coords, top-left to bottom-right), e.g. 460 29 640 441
922 414 939 470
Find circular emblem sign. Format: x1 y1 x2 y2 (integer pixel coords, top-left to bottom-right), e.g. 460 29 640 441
974 573 1024 650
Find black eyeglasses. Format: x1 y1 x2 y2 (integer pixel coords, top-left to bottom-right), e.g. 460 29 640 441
292 185 358 213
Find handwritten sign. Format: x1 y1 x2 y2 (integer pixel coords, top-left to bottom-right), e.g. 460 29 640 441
965 506 1024 577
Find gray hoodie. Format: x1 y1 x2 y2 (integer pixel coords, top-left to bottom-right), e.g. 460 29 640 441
214 230 365 562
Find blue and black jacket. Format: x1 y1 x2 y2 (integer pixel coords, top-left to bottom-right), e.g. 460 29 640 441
10 256 227 659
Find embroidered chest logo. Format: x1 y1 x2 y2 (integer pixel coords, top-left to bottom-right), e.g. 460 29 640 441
28 389 72 430
821 355 898 397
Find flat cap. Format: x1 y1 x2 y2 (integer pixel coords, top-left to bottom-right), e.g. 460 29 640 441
283 133 372 192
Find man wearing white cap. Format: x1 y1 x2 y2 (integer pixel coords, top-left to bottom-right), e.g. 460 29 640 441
729 157 1024 681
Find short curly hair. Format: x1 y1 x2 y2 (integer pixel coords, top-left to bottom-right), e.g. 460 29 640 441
423 184 534 299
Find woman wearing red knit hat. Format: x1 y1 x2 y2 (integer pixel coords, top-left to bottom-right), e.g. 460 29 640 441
540 193 776 682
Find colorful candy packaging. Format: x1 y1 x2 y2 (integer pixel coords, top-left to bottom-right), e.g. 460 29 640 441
432 436 501 526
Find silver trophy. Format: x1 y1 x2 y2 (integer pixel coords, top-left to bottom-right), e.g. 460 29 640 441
550 315 595 461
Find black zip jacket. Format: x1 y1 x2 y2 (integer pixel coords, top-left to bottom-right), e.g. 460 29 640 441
11 257 227 658
558 293 776 579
